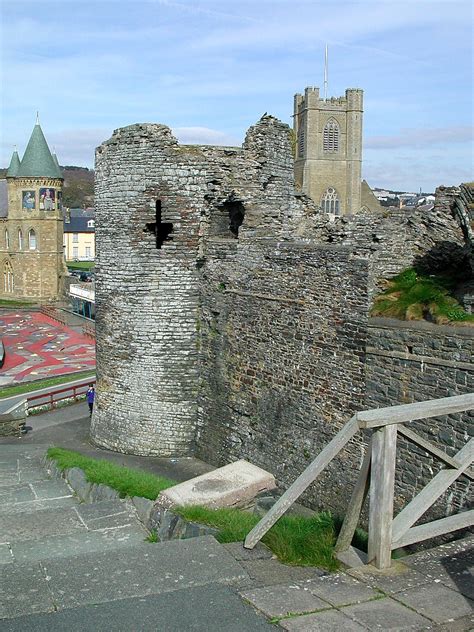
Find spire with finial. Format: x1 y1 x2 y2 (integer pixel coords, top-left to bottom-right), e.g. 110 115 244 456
17 116 63 179
6 146 21 177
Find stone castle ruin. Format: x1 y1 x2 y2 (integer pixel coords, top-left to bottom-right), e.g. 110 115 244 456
91 114 472 520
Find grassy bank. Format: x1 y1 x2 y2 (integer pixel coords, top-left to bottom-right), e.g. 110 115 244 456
67 261 95 271
47 447 176 499
0 298 38 308
47 447 345 569
371 268 474 325
0 370 95 399
177 505 339 569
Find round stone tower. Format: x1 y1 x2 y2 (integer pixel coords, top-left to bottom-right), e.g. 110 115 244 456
90 124 203 456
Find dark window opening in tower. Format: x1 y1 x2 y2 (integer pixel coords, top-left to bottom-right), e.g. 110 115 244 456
226 201 245 237
144 201 173 249
210 199 245 238
323 118 339 152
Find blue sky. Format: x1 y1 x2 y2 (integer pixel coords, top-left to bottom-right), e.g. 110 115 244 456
1 0 472 192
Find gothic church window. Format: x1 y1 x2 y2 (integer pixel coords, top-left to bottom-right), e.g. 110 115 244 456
3 260 14 293
28 229 37 250
18 229 23 250
5 230 9 250
321 187 340 214
323 118 339 152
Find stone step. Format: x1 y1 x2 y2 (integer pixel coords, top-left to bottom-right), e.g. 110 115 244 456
1 496 79 515
0 499 142 545
0 479 74 510
1 535 249 620
2 523 148 565
0 584 271 632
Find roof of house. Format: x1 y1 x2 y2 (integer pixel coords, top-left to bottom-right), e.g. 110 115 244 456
63 215 95 232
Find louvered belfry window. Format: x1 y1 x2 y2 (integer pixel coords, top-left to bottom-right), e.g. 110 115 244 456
323 118 339 152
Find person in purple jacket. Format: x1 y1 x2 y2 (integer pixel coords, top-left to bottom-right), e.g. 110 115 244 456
86 384 95 416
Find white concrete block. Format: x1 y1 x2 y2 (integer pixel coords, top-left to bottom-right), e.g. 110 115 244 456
155 459 276 509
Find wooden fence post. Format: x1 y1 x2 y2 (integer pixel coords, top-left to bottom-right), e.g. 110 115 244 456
368 424 397 569
335 440 371 554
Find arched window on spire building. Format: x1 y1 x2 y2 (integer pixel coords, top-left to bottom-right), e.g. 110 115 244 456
321 187 340 214
323 118 339 152
18 229 23 250
5 229 9 250
3 260 14 293
28 229 37 250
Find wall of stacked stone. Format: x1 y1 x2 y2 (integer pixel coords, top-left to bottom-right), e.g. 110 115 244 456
91 123 204 456
92 116 319 456
366 317 473 521
195 240 370 515
298 202 467 301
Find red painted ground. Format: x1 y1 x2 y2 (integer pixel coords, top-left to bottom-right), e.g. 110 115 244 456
0 312 95 385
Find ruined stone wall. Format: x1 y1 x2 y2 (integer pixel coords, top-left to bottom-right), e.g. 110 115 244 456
297 203 467 301
195 241 370 514
366 318 473 519
92 116 319 456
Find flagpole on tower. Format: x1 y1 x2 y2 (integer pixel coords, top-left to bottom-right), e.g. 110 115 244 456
324 44 328 101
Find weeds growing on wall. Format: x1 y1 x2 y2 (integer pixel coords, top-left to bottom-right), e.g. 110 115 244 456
371 268 474 325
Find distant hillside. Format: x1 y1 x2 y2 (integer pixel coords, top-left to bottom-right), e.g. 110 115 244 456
0 166 94 208
61 166 94 208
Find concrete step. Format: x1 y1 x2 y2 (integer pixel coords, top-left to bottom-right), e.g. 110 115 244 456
0 479 74 510
1 496 79 516
0 535 249 620
0 584 271 632
2 524 148 565
0 499 143 544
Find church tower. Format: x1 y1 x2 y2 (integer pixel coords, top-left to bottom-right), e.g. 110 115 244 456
294 87 363 215
1 119 66 300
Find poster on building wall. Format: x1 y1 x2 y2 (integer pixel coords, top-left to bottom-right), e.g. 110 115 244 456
39 188 55 210
22 191 35 210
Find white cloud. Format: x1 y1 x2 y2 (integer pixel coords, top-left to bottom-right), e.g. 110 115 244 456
366 126 473 149
173 126 239 146
45 128 113 167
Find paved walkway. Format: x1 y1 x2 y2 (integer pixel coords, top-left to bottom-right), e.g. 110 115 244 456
0 406 472 630
0 311 95 385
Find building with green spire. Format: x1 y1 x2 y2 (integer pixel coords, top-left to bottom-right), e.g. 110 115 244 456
1 119 66 300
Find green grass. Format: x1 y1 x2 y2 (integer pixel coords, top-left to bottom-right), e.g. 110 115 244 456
0 298 38 308
47 447 176 500
371 268 474 325
0 370 95 400
45 449 376 570
67 261 95 271
177 505 340 569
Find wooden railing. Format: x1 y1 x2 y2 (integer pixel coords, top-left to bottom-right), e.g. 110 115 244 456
27 379 96 411
244 393 474 569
